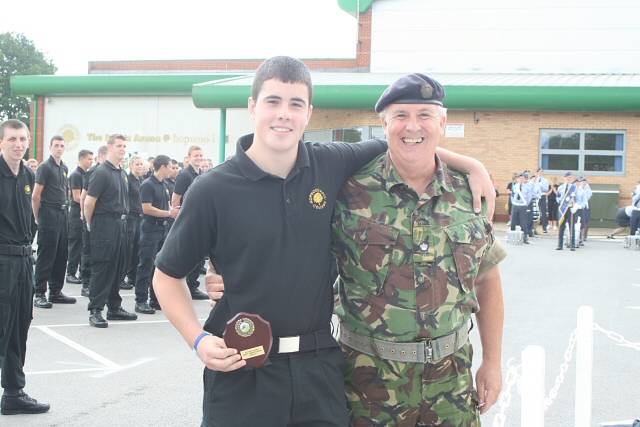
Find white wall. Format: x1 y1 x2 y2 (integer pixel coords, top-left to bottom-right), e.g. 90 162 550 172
42 96 252 166
370 0 640 73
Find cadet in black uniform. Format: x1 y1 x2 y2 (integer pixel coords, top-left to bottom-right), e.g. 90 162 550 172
32 135 76 308
79 145 107 297
0 119 50 415
165 158 179 200
84 135 137 328
122 156 145 290
172 146 208 300
66 149 93 285
135 155 179 314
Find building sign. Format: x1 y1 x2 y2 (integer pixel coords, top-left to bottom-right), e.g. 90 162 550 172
445 123 465 138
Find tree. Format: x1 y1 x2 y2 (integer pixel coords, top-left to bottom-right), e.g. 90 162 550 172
0 32 56 123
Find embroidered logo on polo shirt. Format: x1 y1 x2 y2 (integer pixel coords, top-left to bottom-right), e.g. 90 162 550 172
24 184 32 195
309 188 327 209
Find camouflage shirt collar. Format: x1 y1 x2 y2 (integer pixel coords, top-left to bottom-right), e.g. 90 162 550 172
381 152 454 197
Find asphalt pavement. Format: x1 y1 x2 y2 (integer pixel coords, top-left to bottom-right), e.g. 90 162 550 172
2 227 639 427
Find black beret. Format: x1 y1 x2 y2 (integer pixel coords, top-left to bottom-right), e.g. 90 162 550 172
375 73 445 113
564 171 573 177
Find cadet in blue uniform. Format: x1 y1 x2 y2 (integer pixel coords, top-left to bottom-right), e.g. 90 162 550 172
510 172 532 244
134 155 178 314
556 172 578 251
84 135 137 328
171 146 208 300
153 56 494 427
533 168 550 233
66 149 93 284
0 119 50 415
32 136 76 308
122 156 145 290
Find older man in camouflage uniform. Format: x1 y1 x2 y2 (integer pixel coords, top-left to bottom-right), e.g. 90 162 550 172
332 74 506 426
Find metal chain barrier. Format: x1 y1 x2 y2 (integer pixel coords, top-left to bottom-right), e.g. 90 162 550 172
492 358 521 427
544 329 577 411
593 323 640 351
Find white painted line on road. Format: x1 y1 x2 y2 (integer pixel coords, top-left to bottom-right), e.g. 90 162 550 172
26 367 107 375
33 326 120 369
92 357 156 378
32 318 207 328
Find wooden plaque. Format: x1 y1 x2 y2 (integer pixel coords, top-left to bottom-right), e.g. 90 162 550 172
223 312 273 368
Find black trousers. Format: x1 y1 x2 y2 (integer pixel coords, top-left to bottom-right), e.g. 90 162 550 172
134 221 165 304
510 205 529 242
187 259 205 293
202 348 348 427
81 220 91 288
125 215 142 286
0 254 34 392
88 215 127 312
558 210 577 248
35 206 68 294
538 196 548 231
67 207 83 277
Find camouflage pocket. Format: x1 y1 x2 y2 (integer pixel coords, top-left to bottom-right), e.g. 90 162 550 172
339 217 399 296
444 219 489 293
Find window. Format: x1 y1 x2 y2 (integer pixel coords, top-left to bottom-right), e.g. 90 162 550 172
540 129 625 175
304 126 385 143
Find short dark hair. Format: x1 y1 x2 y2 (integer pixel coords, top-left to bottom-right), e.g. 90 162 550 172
187 146 201 156
107 134 126 145
0 119 29 139
97 145 108 157
153 155 171 171
78 149 93 160
170 159 178 165
251 56 312 103
50 135 65 146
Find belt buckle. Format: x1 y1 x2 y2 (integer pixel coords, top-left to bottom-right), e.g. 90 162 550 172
421 339 433 363
278 336 300 353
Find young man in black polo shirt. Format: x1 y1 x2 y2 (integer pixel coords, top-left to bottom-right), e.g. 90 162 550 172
66 149 93 285
153 56 491 427
0 119 50 415
122 155 145 291
84 135 137 328
79 145 107 297
32 135 76 308
171 145 208 300
134 155 179 314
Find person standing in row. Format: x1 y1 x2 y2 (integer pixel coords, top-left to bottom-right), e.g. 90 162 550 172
533 168 550 233
165 159 179 200
79 145 107 297
122 156 145 290
171 146 208 300
135 155 179 314
556 172 578 251
84 135 137 328
0 119 50 415
510 172 532 244
66 149 93 285
32 135 76 308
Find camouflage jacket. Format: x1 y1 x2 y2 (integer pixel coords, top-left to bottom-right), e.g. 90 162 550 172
332 152 506 341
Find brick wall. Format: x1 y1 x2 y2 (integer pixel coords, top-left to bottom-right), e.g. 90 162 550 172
308 109 640 219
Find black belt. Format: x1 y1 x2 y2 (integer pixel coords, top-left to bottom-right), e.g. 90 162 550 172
95 213 127 220
144 217 170 227
0 244 32 256
42 203 68 210
128 213 143 218
270 329 338 357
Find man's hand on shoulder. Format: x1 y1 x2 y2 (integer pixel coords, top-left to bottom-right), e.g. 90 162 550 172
205 262 224 307
468 164 496 221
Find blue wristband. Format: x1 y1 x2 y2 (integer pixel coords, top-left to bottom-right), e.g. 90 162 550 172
193 332 211 351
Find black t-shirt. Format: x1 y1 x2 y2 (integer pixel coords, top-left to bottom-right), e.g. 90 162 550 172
173 164 199 203
68 166 85 212
140 175 170 222
35 156 69 206
156 134 386 338
87 160 129 216
0 156 35 245
128 173 143 216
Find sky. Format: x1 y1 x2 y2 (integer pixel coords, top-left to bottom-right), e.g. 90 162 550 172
3 0 358 75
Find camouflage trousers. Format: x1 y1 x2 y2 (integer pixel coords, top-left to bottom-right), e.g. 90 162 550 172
344 342 480 427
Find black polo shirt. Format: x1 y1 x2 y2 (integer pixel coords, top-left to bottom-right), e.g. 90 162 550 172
68 166 85 212
0 156 35 245
165 177 176 200
140 174 170 222
156 134 386 338
83 164 98 191
173 164 199 203
128 173 143 216
35 155 69 207
87 160 129 216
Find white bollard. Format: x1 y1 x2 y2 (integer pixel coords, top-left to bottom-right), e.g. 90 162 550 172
521 345 545 427
575 306 594 427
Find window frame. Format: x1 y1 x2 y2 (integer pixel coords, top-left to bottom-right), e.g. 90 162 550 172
539 129 626 176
